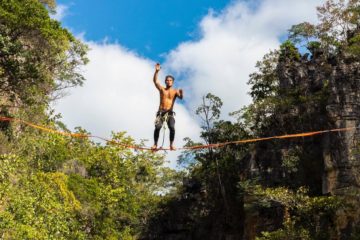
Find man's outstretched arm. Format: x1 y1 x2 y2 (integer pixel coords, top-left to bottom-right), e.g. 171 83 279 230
153 63 163 91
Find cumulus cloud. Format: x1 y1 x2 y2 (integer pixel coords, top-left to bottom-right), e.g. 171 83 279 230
55 42 201 167
165 0 324 117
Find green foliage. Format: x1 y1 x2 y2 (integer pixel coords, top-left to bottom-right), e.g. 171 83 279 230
240 183 344 239
0 122 174 239
307 41 321 54
316 0 360 43
0 0 88 109
250 186 343 213
279 40 301 61
347 33 360 56
289 0 360 56
196 93 223 133
256 219 311 240
0 154 84 239
288 22 316 45
281 147 300 174
248 51 279 102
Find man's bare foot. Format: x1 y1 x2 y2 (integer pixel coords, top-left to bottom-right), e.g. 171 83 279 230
151 145 158 151
170 145 176 151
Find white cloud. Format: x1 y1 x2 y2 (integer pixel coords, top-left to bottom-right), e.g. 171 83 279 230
51 4 68 21
165 0 324 117
55 42 201 167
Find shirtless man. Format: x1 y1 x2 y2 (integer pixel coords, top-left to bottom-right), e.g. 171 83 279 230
152 63 183 151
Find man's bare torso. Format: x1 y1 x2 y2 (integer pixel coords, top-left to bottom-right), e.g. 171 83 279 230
159 87 178 111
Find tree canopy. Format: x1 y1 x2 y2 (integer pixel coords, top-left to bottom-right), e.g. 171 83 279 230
0 0 88 112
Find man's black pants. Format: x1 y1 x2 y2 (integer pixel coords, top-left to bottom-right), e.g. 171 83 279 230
154 110 175 145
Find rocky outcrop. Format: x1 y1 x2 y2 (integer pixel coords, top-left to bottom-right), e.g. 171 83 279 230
248 44 360 238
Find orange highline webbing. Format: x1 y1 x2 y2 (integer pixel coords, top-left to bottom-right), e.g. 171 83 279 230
181 128 355 150
0 116 88 138
0 116 356 151
0 116 154 150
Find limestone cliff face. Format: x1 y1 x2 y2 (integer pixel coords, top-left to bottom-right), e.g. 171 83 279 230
324 53 360 196
321 51 360 237
248 45 360 238
278 48 360 195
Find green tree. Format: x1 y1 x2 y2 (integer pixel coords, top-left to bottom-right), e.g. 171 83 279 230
0 123 175 239
0 0 88 111
289 0 360 56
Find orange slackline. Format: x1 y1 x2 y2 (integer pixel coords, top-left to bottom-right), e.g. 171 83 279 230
0 116 88 138
0 116 356 152
0 116 149 150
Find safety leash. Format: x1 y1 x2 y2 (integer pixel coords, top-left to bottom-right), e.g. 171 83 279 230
159 112 169 150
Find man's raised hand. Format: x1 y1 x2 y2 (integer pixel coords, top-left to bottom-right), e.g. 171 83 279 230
155 63 161 72
153 63 162 90
178 89 183 99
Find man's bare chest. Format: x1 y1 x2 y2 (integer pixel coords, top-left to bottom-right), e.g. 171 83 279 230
161 89 176 99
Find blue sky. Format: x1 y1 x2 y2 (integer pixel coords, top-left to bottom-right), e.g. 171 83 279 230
57 0 255 59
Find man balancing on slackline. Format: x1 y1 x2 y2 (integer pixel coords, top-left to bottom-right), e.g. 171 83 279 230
151 63 183 151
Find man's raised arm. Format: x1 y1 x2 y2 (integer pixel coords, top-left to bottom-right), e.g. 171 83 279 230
153 63 163 91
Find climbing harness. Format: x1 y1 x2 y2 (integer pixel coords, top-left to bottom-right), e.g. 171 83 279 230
154 111 170 150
